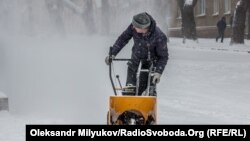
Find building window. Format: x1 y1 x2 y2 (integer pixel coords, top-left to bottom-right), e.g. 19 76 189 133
197 0 206 16
213 0 219 15
224 0 231 14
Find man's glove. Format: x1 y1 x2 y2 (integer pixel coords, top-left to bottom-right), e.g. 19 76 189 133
105 55 115 65
152 73 161 84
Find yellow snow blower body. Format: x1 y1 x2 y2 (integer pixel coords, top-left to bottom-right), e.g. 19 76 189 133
108 96 157 125
107 47 157 125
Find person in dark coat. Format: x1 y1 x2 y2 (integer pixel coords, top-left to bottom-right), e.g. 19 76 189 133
216 16 227 43
105 12 169 96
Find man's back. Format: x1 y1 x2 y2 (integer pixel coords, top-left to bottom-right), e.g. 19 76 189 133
217 19 227 31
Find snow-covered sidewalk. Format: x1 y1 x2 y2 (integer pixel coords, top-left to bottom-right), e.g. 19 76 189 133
0 111 73 141
0 37 250 141
158 38 250 124
0 92 8 111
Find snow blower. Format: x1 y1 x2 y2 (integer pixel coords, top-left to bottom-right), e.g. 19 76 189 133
107 47 157 125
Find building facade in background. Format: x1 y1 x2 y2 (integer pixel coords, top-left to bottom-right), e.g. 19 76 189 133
168 0 250 38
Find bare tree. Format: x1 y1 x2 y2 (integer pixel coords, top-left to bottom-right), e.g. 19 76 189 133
45 0 65 34
83 0 96 33
62 0 96 33
231 0 250 44
247 8 250 39
152 0 169 34
177 0 198 43
101 0 111 34
45 0 96 34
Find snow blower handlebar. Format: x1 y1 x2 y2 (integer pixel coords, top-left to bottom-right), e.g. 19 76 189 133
109 47 131 96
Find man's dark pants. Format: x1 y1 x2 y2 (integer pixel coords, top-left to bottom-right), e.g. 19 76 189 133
125 61 156 96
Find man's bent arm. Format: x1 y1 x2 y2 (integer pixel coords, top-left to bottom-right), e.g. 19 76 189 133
112 25 133 56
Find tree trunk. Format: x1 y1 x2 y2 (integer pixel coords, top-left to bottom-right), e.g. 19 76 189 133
61 0 96 34
231 0 249 44
177 0 198 41
26 0 34 36
45 0 65 35
83 0 96 33
153 0 169 34
247 8 250 39
101 0 110 35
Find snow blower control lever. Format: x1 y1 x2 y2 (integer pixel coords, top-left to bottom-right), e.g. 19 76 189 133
109 47 131 96
108 46 156 96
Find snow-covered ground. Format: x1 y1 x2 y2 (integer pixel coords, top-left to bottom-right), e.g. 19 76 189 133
0 36 250 141
159 38 250 124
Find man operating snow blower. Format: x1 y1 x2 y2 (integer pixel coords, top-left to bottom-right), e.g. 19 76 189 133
105 12 169 96
105 12 169 125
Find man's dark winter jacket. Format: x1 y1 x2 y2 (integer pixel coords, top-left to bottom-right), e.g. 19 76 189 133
217 19 227 31
111 14 168 74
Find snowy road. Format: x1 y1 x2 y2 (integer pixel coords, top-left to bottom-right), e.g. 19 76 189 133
158 38 250 124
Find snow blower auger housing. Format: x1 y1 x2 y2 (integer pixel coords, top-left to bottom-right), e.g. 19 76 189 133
107 47 157 125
